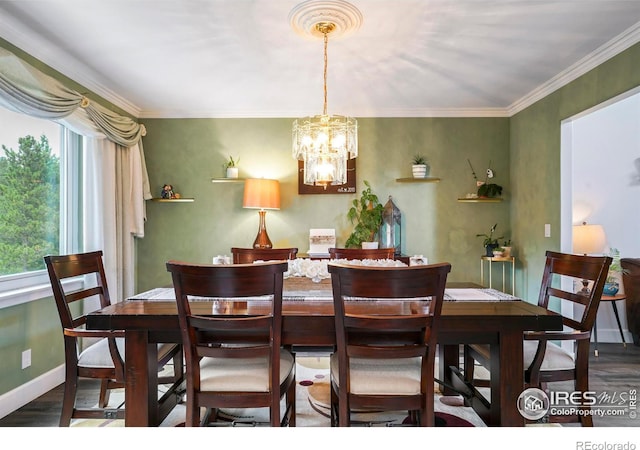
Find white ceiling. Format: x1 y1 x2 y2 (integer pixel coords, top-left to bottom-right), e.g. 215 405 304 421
1 0 640 119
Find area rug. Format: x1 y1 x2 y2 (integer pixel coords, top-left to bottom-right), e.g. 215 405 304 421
71 356 485 427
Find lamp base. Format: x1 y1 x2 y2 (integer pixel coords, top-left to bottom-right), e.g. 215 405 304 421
252 210 273 249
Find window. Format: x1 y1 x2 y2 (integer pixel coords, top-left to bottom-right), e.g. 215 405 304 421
0 107 83 303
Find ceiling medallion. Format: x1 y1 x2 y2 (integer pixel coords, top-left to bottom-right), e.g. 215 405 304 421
289 0 363 40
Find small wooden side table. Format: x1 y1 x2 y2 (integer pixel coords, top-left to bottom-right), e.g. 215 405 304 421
593 293 627 357
480 256 515 295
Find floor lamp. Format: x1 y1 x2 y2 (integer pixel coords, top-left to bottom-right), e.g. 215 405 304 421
572 221 606 294
243 178 280 249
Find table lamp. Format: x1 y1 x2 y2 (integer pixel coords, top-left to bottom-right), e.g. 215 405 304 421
572 221 606 294
243 178 280 249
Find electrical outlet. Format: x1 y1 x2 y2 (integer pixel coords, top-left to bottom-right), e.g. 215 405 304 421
21 349 31 369
544 224 551 238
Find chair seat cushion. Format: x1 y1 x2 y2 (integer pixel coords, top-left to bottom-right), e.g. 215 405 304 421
330 353 422 395
78 338 178 369
523 340 575 371
78 337 125 369
199 350 294 392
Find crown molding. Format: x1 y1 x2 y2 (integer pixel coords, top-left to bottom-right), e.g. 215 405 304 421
138 107 511 119
507 21 640 116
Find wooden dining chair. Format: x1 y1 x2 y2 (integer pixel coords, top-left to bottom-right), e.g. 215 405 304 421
44 251 183 426
328 247 394 260
463 250 612 426
230 247 298 263
166 260 296 427
327 261 451 426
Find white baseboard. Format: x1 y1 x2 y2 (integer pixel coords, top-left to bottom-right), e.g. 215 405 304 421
591 328 633 344
0 365 64 419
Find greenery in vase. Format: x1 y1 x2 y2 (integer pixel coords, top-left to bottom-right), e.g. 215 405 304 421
605 247 628 284
345 180 384 248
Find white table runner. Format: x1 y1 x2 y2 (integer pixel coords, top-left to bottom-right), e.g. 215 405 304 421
130 286 518 302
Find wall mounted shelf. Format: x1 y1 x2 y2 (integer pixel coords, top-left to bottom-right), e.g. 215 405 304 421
457 198 503 203
211 178 245 183
396 177 441 183
150 198 194 203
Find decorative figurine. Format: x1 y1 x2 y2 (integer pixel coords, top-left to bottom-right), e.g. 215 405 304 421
161 184 174 199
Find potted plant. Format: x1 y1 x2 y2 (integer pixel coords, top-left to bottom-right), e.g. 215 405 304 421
501 239 512 257
477 182 503 198
476 223 504 257
345 180 384 249
224 155 240 178
412 154 430 178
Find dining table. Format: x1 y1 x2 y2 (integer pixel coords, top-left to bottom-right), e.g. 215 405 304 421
86 275 563 427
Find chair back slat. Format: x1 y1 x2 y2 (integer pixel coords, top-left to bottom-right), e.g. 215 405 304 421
231 247 298 264
328 247 395 260
197 344 272 359
65 286 104 304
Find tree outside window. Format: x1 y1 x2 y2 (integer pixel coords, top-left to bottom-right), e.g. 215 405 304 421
0 134 60 275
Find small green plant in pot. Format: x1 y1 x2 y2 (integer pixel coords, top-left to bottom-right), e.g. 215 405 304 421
224 155 240 178
412 154 430 178
476 223 504 257
345 180 384 248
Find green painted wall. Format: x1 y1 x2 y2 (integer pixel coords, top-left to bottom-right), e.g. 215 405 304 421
510 42 640 304
137 117 510 292
0 297 62 394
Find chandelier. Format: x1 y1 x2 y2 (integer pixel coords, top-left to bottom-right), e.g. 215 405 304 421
291 3 360 188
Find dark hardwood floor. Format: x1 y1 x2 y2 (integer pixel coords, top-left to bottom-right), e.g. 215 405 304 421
1 343 638 427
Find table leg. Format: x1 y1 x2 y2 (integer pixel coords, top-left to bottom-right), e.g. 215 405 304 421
438 344 460 395
492 329 525 426
125 330 156 427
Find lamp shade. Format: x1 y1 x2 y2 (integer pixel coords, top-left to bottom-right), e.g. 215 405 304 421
572 222 606 255
242 179 280 210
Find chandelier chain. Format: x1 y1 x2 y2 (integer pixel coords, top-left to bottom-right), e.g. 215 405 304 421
322 28 328 116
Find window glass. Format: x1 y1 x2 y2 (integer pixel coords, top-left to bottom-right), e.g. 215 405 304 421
0 107 80 289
